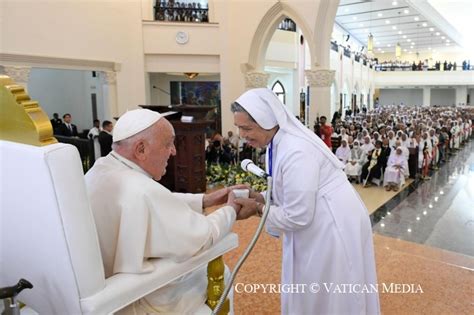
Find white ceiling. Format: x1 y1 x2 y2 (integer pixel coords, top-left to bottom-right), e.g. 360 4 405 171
335 0 464 54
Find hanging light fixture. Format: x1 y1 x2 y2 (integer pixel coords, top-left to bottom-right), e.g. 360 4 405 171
395 11 402 59
368 33 374 53
396 42 402 58
184 72 199 79
367 1 373 54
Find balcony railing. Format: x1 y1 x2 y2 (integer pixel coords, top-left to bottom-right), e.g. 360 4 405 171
277 18 296 32
154 1 209 22
343 48 351 58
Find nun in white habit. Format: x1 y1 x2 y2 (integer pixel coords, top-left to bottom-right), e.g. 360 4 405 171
232 88 380 315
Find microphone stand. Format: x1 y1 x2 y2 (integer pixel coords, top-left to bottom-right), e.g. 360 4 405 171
211 176 273 315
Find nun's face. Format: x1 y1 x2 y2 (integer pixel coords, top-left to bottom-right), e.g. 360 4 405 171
233 112 274 148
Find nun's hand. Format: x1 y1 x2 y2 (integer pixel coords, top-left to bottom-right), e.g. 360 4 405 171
234 198 260 220
249 189 265 204
203 184 248 208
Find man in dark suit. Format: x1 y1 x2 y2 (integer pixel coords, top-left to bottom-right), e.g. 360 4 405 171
57 113 78 137
99 120 113 156
50 113 62 133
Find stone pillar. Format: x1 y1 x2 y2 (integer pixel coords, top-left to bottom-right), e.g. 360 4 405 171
2 66 32 91
141 0 154 20
455 86 467 106
244 71 269 89
100 71 118 119
305 69 335 125
422 87 431 107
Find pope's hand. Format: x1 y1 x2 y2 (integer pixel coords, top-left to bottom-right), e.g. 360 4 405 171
234 198 260 220
226 191 241 214
203 184 248 208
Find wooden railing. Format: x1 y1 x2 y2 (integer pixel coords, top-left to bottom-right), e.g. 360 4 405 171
55 135 96 172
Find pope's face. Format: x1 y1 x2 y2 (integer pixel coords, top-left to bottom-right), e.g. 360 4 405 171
233 112 271 148
143 120 176 180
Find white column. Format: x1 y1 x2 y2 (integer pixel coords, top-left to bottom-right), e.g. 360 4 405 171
100 71 118 119
141 0 154 20
2 66 32 91
305 69 335 125
244 71 269 89
422 87 431 107
455 86 468 106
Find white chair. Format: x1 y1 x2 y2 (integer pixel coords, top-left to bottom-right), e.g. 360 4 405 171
0 140 237 314
0 75 237 314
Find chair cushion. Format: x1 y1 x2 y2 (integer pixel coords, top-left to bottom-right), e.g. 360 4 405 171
0 140 105 314
80 233 238 314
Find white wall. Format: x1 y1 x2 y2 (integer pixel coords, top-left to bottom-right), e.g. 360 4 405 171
265 30 298 66
266 70 296 115
28 68 105 131
149 73 220 105
379 89 423 106
374 71 474 87
430 88 456 106
1 0 146 116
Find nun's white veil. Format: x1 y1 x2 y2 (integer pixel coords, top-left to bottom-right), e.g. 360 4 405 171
235 88 343 169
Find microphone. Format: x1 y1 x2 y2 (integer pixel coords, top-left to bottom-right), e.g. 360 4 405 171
241 159 268 178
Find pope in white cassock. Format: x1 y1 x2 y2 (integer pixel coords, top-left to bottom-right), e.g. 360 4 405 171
84 109 243 314
231 88 380 315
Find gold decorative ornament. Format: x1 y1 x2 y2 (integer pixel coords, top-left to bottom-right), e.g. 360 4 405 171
0 75 56 146
206 256 229 314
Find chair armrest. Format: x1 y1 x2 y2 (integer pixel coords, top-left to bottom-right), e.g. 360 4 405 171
80 233 238 315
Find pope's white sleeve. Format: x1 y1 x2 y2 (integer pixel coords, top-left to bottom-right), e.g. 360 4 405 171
201 206 236 249
173 192 204 213
264 150 319 232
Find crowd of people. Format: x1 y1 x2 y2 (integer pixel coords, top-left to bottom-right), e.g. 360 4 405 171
50 113 114 159
207 105 473 193
331 40 377 67
205 130 261 165
375 59 472 72
314 106 473 190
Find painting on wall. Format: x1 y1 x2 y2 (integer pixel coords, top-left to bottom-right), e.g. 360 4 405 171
170 81 221 133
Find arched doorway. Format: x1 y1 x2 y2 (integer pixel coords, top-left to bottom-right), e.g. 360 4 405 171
272 80 286 104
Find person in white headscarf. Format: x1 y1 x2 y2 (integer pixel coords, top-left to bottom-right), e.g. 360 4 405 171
451 121 460 149
230 88 380 315
383 146 408 191
339 128 349 143
387 130 396 148
335 139 351 164
85 109 244 314
419 131 432 180
361 135 375 157
345 140 366 182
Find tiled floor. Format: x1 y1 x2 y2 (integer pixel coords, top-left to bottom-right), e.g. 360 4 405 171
373 140 474 257
354 178 413 215
219 139 473 314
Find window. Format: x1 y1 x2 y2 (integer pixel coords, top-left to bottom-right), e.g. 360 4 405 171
272 80 286 105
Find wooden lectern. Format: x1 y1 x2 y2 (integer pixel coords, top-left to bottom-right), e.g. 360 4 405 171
140 105 214 193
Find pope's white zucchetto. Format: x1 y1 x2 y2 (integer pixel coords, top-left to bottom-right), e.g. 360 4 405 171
113 109 163 142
